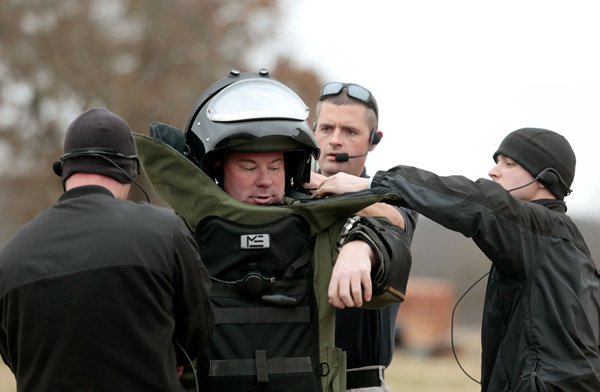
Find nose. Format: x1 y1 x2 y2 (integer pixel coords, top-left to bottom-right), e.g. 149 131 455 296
488 163 500 180
255 168 274 187
328 128 343 146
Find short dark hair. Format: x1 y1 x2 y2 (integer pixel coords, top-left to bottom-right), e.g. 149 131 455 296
316 89 378 131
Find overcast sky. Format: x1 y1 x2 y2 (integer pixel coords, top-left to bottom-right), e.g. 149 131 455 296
260 0 600 221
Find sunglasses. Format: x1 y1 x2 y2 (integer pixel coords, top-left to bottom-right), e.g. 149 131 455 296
319 82 379 118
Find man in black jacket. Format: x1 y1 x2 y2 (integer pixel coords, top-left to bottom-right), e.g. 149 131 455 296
314 127 600 391
0 107 214 392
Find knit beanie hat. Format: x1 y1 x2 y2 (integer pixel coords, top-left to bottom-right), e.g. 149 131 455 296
493 127 575 199
53 107 139 184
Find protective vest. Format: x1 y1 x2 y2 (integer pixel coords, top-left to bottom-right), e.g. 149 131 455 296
134 134 404 392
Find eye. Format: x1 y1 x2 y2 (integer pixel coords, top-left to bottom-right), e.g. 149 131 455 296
269 163 282 172
317 125 332 133
498 155 517 167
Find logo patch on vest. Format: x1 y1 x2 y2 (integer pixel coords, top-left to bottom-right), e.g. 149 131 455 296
240 234 271 249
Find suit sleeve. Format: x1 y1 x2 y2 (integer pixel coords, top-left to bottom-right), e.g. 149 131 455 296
337 215 412 306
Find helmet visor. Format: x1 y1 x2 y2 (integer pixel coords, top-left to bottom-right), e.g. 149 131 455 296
207 79 309 122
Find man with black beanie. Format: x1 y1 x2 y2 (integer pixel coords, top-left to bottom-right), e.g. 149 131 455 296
314 127 600 391
0 107 214 391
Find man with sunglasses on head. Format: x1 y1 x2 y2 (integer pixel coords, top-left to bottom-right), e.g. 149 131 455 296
311 83 418 392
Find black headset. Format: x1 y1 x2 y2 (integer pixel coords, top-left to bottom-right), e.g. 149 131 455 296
53 149 149 202
537 167 559 185
58 148 139 166
508 167 572 195
53 149 139 175
369 127 381 145
536 167 572 195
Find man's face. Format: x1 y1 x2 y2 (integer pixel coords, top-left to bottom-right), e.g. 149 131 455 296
488 154 540 200
222 151 286 205
314 101 376 177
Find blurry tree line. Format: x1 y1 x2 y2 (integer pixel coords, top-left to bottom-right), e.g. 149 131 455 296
0 0 323 243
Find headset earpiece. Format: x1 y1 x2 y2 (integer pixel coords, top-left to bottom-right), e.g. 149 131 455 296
52 161 63 176
56 149 149 202
369 128 381 145
536 168 559 186
508 167 571 195
371 132 381 145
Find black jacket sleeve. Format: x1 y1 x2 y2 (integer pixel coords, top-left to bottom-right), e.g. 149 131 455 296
371 165 566 278
171 217 214 365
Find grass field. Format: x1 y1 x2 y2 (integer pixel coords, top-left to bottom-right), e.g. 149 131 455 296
0 328 482 391
387 327 481 391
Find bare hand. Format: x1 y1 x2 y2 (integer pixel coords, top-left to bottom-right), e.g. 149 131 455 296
328 241 374 308
303 171 327 193
313 172 371 198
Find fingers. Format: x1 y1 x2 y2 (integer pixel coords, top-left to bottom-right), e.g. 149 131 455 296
327 242 373 309
328 272 373 308
313 173 370 198
327 275 348 309
313 180 336 198
328 273 364 308
303 171 327 193
361 273 372 303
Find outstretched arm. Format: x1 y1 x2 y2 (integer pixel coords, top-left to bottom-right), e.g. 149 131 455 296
310 172 406 229
313 172 371 197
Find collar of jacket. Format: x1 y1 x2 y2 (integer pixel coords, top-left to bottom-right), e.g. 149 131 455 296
59 185 114 202
532 198 567 213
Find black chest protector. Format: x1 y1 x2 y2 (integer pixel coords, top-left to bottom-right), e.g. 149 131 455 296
197 214 321 391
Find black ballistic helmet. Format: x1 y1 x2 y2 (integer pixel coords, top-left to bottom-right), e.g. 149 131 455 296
493 127 576 199
184 69 320 188
53 107 139 184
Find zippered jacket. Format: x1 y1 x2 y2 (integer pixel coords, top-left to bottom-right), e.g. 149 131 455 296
372 165 600 391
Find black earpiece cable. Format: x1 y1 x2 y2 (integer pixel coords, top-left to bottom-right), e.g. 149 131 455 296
174 340 199 392
451 271 489 384
87 154 150 202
